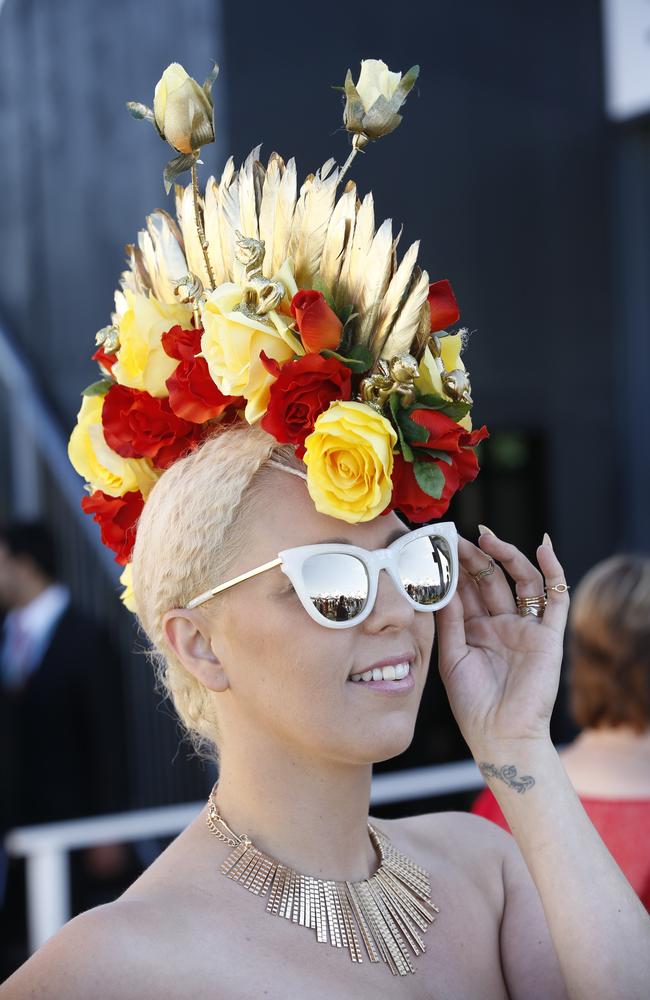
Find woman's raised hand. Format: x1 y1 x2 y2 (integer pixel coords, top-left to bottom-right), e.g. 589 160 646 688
435 529 570 756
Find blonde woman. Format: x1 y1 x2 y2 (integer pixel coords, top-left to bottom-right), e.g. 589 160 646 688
473 553 650 908
3 426 649 998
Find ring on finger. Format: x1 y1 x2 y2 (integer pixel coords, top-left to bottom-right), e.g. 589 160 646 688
548 583 570 593
472 558 495 584
516 593 547 617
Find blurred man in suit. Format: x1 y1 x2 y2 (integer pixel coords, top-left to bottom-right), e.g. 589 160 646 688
0 520 132 977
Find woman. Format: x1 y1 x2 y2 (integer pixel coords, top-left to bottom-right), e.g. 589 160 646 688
2 426 649 997
3 57 649 998
473 553 650 908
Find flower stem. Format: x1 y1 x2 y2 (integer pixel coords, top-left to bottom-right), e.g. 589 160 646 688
191 163 216 288
337 145 359 188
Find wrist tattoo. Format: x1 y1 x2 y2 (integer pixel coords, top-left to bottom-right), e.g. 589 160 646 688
479 762 535 794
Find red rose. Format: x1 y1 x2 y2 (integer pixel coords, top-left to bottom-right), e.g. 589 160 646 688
102 384 206 470
91 345 117 375
81 489 144 565
387 409 489 522
428 279 460 332
291 290 343 353
260 353 352 455
162 324 244 423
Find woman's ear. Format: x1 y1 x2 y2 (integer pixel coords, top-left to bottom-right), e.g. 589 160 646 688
161 609 229 692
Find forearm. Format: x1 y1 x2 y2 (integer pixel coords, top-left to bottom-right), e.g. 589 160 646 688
474 737 650 1000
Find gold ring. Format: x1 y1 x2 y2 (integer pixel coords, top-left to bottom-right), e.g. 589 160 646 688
472 558 495 583
548 583 570 593
516 593 547 618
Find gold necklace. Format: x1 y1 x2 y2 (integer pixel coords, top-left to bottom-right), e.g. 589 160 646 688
205 784 439 976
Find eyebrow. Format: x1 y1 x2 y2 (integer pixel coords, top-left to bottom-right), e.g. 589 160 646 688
320 528 410 546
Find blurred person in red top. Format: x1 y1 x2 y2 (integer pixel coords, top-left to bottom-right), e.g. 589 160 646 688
472 553 650 909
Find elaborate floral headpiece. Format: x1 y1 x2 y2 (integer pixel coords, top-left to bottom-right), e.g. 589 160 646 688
67 59 488 612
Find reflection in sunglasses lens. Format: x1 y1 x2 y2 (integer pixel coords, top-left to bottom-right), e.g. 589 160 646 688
302 553 369 621
398 536 453 605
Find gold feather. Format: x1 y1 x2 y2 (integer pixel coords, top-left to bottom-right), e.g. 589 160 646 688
217 156 241 281
319 180 357 296
292 159 340 289
337 192 375 312
258 152 283 276
288 173 314 263
271 155 297 275
238 144 263 239
174 182 211 289
138 210 188 303
203 175 227 286
379 265 430 360
355 217 394 347
369 239 420 358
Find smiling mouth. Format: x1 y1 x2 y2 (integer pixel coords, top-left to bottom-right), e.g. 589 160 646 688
348 661 412 683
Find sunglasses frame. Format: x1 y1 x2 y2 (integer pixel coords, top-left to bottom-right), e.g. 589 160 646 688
185 522 459 629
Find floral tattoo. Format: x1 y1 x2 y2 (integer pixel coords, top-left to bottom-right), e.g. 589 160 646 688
479 763 536 794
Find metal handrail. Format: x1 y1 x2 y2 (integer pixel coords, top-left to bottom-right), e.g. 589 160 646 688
4 760 485 953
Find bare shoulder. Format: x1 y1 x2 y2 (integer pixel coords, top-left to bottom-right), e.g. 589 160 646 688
371 809 515 908
0 898 164 999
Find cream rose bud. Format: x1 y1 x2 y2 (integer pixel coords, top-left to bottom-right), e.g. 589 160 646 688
343 59 419 143
355 60 402 111
153 62 214 155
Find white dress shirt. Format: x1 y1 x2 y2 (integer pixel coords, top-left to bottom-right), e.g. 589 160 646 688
0 582 71 690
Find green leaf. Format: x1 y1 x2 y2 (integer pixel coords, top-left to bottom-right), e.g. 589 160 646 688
410 392 471 422
163 151 199 195
203 62 219 98
413 460 446 499
388 394 414 462
126 101 154 123
82 378 113 398
310 275 336 311
414 447 453 465
321 345 373 374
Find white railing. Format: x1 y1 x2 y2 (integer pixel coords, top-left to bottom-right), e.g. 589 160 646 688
4 759 485 953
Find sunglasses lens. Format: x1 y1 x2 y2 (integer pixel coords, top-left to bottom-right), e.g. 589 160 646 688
397 534 454 606
301 553 369 622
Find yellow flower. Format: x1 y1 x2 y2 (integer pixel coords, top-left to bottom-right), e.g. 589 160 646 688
416 336 472 431
303 401 397 523
119 563 137 614
111 291 193 398
153 63 215 155
68 395 160 499
199 283 301 423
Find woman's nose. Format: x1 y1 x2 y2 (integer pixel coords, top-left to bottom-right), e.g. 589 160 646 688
363 567 415 631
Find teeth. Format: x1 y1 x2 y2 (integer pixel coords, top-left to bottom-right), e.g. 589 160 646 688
350 662 411 683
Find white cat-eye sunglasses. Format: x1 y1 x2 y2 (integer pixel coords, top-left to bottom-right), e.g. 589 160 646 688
185 522 459 629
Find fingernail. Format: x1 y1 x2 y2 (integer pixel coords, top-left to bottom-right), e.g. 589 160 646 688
543 532 553 549
478 524 495 536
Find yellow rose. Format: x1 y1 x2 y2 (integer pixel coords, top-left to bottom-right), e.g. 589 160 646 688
111 291 193 397
119 563 137 614
199 283 301 423
303 401 397 523
153 63 214 155
416 336 472 431
68 395 160 499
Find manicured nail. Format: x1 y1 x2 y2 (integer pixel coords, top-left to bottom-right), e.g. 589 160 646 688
543 532 553 549
478 524 495 536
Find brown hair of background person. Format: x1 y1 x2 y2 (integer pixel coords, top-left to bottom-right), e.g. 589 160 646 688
568 554 650 734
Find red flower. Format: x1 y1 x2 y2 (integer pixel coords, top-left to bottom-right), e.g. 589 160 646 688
102 384 207 470
387 408 489 522
162 324 244 423
81 489 144 565
260 353 352 456
291 290 343 353
91 345 117 375
428 279 460 333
